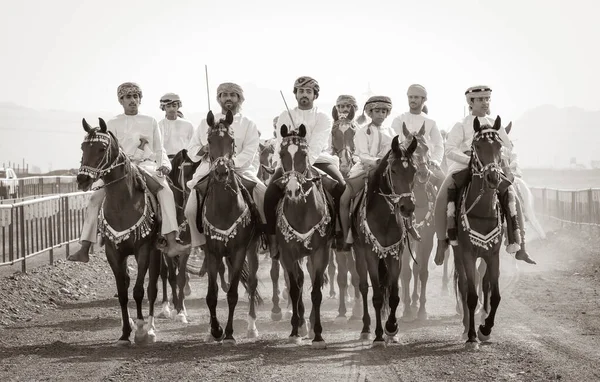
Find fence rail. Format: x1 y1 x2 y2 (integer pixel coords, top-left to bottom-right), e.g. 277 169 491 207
0 191 91 271
0 176 78 199
530 187 600 226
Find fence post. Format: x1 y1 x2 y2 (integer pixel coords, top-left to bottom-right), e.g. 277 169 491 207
589 188 595 226
20 205 26 273
64 196 70 258
571 191 577 224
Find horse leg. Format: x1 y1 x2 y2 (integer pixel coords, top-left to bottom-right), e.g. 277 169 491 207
354 247 371 341
270 258 282 321
411 246 420 309
158 254 172 319
478 254 501 342
223 250 245 346
206 253 224 342
454 248 469 338
365 253 384 346
166 257 178 320
284 269 292 319
133 246 152 345
311 246 329 348
400 250 413 321
286 264 302 345
334 249 350 321
246 244 260 339
441 247 451 295
384 256 401 344
480 260 491 324
174 254 190 324
348 249 363 320
218 257 230 293
463 253 480 349
296 262 308 338
107 251 133 346
476 259 487 314
145 248 161 343
417 233 434 320
327 249 337 298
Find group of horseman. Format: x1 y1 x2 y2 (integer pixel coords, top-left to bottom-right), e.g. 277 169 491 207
68 77 536 268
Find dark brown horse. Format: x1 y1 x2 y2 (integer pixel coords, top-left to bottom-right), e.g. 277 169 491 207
77 118 161 346
274 124 334 348
399 123 437 321
201 110 262 344
351 135 418 346
453 116 506 350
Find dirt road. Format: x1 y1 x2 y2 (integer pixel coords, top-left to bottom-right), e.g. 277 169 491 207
1 223 599 381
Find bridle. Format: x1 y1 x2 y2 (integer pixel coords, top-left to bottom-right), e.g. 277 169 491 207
378 150 416 213
78 131 128 191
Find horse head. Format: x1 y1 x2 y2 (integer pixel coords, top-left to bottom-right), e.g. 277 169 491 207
278 123 311 202
402 122 431 185
381 134 418 218
78 117 120 191
471 116 504 190
332 105 355 122
169 148 199 191
206 110 235 182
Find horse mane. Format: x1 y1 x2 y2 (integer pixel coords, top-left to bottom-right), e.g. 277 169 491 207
366 150 392 206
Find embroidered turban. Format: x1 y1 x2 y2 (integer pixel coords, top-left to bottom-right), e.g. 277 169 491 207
407 84 427 99
117 82 142 100
364 96 392 116
336 94 358 109
217 82 245 103
465 85 492 103
160 92 182 110
293 76 320 95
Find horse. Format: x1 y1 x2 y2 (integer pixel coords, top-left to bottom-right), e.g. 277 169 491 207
77 118 161 346
351 135 419 346
328 106 361 321
399 123 437 321
274 124 335 348
452 116 507 350
258 141 276 184
201 110 263 344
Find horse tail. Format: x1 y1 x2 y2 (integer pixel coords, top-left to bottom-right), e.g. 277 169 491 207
378 258 391 318
239 259 264 307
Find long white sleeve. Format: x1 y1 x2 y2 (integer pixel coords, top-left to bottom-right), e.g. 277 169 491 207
428 121 444 165
355 128 379 166
187 120 208 163
234 120 259 169
306 113 332 165
445 121 470 165
152 119 171 170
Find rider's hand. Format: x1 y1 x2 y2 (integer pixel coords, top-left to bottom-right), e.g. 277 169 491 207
157 166 170 176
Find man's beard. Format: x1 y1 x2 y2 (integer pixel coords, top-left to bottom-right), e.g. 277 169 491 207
221 101 239 113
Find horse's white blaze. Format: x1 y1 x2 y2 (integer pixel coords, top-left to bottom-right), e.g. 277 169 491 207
287 144 298 171
286 175 302 201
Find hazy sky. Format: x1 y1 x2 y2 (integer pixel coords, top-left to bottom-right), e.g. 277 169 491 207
1 0 598 136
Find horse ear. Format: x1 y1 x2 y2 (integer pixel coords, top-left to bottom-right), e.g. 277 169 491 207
402 122 410 137
82 118 92 133
418 122 426 136
493 115 502 131
98 118 107 133
505 121 512 135
332 106 338 121
407 136 418 156
348 106 355 121
473 117 481 133
280 124 289 138
207 110 214 127
298 124 307 138
391 135 400 153
226 110 234 125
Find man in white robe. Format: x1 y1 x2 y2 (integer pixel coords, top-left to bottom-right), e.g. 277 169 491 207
184 82 266 250
158 93 195 158
68 82 190 262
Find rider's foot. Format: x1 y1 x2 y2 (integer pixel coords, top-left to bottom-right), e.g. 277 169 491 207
515 249 536 264
67 241 92 263
165 232 191 257
434 239 448 266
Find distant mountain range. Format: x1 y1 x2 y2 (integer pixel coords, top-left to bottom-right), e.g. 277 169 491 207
0 101 597 173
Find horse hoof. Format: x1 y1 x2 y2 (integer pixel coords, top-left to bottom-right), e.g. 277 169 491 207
169 310 179 320
270 311 283 321
385 334 400 344
334 315 347 324
288 335 302 345
134 331 148 345
465 341 480 351
157 303 172 319
223 338 237 347
372 340 386 348
461 332 468 341
308 330 315 340
147 329 157 344
477 327 491 342
298 322 309 338
312 340 327 349
417 310 428 321
247 329 259 339
114 339 131 347
384 327 398 337
174 313 188 324
359 332 371 342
